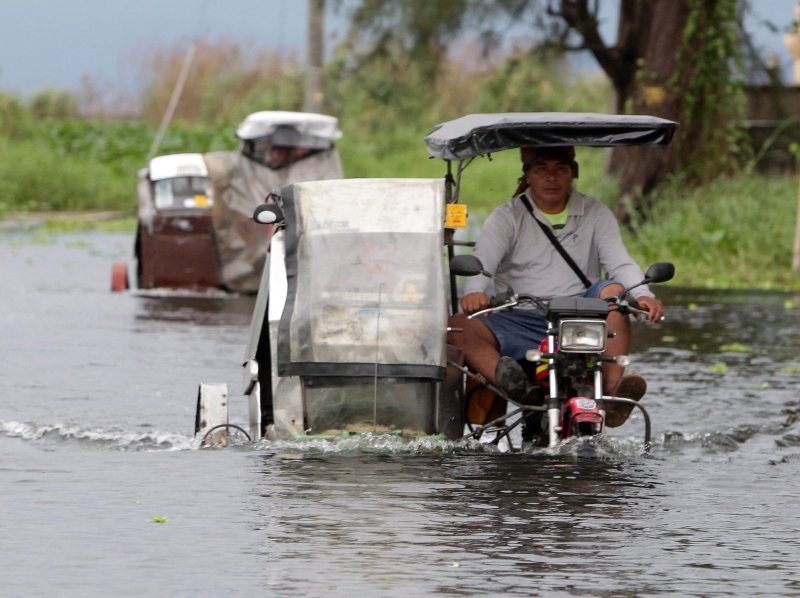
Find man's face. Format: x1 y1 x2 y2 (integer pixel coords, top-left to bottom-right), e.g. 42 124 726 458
269 146 294 167
524 158 573 205
269 146 311 168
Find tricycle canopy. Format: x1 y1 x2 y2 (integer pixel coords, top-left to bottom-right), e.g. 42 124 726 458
204 111 344 292
235 110 342 149
147 152 208 181
425 112 678 161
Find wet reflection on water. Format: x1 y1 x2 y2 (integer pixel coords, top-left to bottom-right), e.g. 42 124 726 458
133 292 255 326
246 447 800 595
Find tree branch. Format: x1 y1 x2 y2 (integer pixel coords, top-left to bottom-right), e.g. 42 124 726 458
551 0 625 85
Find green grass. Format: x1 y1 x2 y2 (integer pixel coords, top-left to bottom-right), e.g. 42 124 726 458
0 119 237 217
624 174 800 290
0 137 134 214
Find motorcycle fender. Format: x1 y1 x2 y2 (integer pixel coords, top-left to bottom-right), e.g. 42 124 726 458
563 396 603 437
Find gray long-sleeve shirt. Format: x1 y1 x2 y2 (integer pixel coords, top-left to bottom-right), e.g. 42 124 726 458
463 188 654 302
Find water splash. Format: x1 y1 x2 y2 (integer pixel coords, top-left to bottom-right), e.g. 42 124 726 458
0 420 196 452
247 432 487 455
219 430 654 459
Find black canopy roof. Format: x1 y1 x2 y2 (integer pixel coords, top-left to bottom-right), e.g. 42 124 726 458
425 112 678 161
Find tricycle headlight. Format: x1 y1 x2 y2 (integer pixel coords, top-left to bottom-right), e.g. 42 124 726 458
558 320 607 352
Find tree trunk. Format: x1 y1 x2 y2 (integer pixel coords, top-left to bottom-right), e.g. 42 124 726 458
607 0 689 225
559 0 686 225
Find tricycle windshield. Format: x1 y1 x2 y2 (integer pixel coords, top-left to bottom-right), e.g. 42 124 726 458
153 176 212 210
277 178 448 380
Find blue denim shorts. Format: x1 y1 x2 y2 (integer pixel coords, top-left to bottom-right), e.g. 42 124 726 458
481 280 614 361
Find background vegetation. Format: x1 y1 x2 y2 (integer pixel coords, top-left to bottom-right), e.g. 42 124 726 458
0 34 798 290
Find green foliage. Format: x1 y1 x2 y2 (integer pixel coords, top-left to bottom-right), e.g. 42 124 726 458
336 122 439 179
0 92 33 137
35 120 154 177
232 71 306 120
0 117 235 216
671 0 748 183
475 49 611 114
35 120 235 175
346 0 469 83
327 44 440 135
0 137 132 214
623 173 800 290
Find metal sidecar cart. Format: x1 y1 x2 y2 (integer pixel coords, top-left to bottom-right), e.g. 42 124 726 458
196 177 465 444
194 112 678 447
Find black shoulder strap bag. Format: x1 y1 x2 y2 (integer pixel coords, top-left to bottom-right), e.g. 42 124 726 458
518 194 591 289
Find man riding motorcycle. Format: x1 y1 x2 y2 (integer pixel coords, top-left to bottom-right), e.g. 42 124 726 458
447 145 664 427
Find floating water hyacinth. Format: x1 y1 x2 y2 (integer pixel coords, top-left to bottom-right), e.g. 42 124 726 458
150 515 170 524
719 343 752 352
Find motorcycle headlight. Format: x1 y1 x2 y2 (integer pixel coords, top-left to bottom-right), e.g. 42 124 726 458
558 319 607 352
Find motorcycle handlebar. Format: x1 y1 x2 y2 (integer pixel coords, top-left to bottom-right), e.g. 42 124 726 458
607 295 650 318
466 295 519 319
466 294 547 319
465 293 651 320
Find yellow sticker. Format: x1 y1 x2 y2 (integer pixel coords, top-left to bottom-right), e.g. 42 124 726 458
194 194 209 208
644 85 666 106
445 203 468 228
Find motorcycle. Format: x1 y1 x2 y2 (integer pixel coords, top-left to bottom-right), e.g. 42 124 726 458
449 254 675 449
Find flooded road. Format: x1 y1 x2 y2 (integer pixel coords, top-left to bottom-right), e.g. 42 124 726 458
2 231 800 596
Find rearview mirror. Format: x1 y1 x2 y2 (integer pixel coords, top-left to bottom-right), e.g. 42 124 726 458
643 262 675 284
450 254 485 277
253 204 284 225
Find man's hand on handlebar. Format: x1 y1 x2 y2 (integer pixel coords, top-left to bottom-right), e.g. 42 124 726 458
461 291 492 315
635 296 665 323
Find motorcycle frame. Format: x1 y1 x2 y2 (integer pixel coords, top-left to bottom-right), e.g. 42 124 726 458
543 320 605 448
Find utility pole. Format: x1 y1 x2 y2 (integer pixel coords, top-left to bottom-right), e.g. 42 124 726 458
793 180 800 274
304 0 325 113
